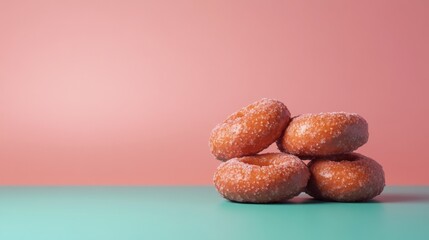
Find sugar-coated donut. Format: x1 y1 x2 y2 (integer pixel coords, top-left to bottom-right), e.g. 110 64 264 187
277 112 368 157
213 153 310 203
210 98 291 161
306 153 385 202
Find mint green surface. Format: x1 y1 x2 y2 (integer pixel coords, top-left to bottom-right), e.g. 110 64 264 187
0 186 428 240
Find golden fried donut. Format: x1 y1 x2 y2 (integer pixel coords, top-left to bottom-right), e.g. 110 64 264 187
213 153 310 203
306 153 385 202
210 98 290 161
277 112 368 157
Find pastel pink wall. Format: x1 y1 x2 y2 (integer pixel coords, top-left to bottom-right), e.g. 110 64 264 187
0 0 428 185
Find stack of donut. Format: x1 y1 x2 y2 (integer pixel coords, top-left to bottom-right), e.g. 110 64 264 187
210 98 385 203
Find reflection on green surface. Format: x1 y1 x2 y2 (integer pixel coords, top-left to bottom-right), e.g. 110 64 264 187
0 186 428 240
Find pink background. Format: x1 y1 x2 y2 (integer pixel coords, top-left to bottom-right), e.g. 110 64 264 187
0 0 428 185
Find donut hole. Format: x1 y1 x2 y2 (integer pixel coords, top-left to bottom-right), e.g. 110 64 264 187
228 111 245 121
240 157 272 167
226 104 256 122
214 153 310 203
319 153 361 162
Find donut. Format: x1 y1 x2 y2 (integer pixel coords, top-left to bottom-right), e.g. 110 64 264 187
213 153 310 203
306 153 385 202
210 98 290 161
277 112 368 157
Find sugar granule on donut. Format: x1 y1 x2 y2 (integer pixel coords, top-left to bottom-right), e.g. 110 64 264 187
213 153 310 203
306 153 385 202
210 98 291 160
277 112 368 157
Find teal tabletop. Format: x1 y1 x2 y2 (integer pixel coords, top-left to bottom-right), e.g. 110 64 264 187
0 186 428 240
